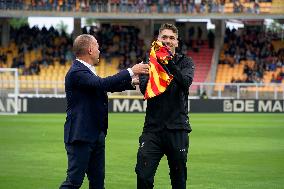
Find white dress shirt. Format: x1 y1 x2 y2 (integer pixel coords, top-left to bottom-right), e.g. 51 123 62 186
76 58 134 77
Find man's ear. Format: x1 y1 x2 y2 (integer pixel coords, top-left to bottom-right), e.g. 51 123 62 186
88 46 92 55
175 40 179 48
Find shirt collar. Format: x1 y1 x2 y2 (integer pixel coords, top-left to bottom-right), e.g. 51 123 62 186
76 58 92 69
76 58 97 75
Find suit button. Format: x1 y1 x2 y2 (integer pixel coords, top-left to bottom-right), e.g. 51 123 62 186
104 103 107 106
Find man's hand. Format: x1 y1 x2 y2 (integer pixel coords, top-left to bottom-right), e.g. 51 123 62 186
131 76 140 85
131 63 149 75
165 59 175 72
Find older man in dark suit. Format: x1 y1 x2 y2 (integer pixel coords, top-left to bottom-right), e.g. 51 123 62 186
59 34 149 189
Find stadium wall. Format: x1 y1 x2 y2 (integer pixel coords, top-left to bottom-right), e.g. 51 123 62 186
0 98 283 114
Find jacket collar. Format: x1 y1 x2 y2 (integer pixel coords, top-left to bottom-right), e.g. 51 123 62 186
73 59 90 70
173 53 184 65
76 58 93 69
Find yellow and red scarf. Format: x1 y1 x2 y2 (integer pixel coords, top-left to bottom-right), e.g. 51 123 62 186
144 41 174 99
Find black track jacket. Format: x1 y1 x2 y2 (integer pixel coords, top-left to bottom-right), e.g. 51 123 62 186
139 53 195 133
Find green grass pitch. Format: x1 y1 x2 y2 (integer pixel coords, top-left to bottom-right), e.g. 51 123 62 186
0 113 283 189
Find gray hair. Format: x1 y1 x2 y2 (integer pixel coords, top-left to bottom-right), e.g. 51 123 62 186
73 34 95 57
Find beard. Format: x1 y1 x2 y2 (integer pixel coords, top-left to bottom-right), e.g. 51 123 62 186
93 57 99 66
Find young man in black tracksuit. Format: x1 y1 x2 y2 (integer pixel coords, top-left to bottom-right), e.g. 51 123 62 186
135 23 195 189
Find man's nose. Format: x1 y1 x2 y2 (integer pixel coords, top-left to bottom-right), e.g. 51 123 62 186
164 38 171 43
164 42 171 47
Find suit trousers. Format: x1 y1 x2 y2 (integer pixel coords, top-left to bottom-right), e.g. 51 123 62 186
59 132 105 189
135 129 189 189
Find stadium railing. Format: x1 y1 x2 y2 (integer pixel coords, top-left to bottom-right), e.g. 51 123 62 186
1 79 283 100
191 82 284 100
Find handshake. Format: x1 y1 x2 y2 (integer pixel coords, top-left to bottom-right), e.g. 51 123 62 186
130 62 149 85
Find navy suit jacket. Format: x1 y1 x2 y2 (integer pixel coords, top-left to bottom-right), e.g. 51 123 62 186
64 60 134 143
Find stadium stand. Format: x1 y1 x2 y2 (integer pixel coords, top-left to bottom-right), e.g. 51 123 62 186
0 0 283 99
216 27 284 91
189 41 214 83
271 0 284 14
1 22 220 92
1 22 283 95
0 24 148 91
0 0 275 14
